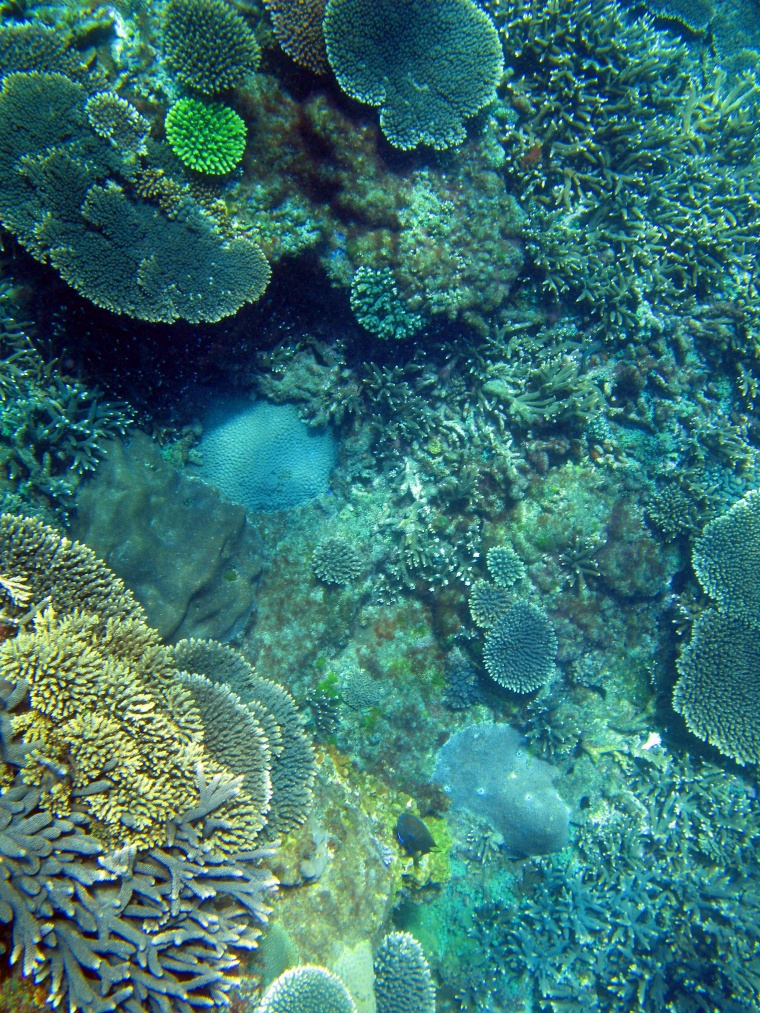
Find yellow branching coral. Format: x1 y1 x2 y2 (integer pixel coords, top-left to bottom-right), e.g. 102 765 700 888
0 607 264 852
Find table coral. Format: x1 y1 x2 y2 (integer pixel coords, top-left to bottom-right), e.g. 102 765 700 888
323 0 503 150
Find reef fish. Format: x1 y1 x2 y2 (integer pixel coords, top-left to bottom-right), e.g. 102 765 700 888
396 812 436 855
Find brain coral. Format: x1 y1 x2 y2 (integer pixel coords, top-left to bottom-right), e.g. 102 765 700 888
163 0 260 94
374 931 436 1013
483 601 557 693
674 609 760 765
196 400 336 511
692 489 760 627
258 964 357 1013
432 722 570 857
165 98 246 175
322 0 503 150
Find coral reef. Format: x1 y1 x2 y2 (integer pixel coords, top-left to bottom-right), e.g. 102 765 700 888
432 723 570 858
263 0 330 73
478 752 760 1011
259 965 358 1013
692 488 760 627
674 609 760 765
442 647 480 711
194 401 336 512
312 538 362 586
165 98 247 175
69 432 263 642
323 0 503 149
0 71 269 323
490 0 760 339
0 770 278 1013
482 601 557 692
162 0 260 95
486 544 525 588
0 304 129 523
373 932 435 1013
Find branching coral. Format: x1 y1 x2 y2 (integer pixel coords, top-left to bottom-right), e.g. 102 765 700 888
165 98 247 175
258 965 357 1013
312 537 362 585
163 0 260 95
374 932 436 1013
482 601 557 692
490 0 760 338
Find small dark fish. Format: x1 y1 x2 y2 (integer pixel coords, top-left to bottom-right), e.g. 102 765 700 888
396 812 436 856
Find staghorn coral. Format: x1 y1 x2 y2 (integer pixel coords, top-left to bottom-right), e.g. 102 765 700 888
258 964 357 1013
0 71 269 323
312 537 362 586
349 267 424 341
479 753 760 1011
482 601 557 692
0 768 277 1013
0 513 142 624
692 488 760 627
263 0 329 73
673 609 760 765
165 98 246 175
468 579 510 629
0 305 130 522
486 544 525 588
163 0 260 95
166 638 316 836
374 932 435 1013
323 0 503 150
490 0 760 339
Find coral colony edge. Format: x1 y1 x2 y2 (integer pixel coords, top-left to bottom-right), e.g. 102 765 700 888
1 0 760 1010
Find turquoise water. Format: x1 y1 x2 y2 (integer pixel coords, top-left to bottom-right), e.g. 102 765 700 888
0 0 759 1009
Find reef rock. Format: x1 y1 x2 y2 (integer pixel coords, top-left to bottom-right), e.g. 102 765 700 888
69 431 262 641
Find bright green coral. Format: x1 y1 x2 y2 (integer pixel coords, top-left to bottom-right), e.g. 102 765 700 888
165 98 246 175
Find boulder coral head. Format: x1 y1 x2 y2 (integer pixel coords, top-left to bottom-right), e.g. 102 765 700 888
432 722 570 857
323 0 503 149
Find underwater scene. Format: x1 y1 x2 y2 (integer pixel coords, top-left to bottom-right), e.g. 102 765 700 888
2 0 760 1008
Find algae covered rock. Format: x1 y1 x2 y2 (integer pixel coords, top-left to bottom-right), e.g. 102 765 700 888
69 431 262 641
